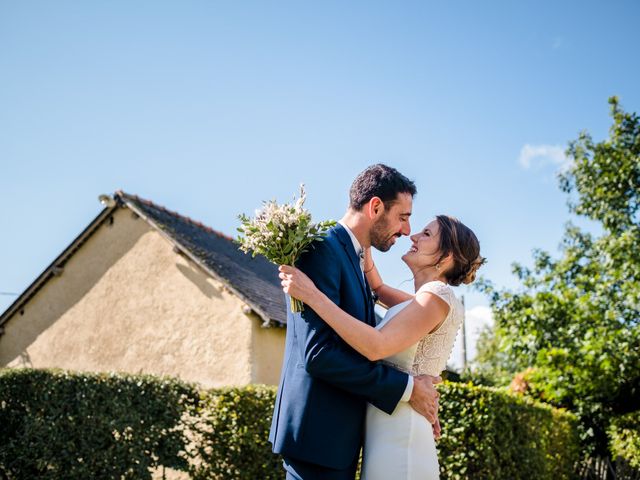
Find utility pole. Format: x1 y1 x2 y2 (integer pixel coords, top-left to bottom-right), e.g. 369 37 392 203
461 295 467 370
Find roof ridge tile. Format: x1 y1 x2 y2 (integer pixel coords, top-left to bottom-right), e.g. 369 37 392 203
114 190 234 241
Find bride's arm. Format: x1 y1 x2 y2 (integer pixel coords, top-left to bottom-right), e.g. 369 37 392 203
363 248 413 308
279 265 449 361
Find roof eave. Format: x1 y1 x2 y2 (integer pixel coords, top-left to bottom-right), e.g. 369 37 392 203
0 201 121 330
0 193 285 333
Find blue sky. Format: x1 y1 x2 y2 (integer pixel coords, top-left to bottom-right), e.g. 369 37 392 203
1 1 638 366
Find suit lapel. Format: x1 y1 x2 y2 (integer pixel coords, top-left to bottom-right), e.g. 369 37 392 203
363 273 376 327
334 224 374 325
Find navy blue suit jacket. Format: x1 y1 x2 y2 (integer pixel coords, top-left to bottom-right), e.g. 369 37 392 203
269 224 409 469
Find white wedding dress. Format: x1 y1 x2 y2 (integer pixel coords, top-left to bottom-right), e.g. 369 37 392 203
361 281 464 480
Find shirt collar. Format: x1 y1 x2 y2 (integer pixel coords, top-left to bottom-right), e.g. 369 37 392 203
338 220 363 256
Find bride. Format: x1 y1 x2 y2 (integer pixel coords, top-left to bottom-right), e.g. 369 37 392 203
279 214 485 479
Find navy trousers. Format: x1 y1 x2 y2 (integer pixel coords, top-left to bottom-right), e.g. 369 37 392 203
283 454 360 480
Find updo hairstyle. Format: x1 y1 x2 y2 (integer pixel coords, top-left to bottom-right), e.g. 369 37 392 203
434 215 486 286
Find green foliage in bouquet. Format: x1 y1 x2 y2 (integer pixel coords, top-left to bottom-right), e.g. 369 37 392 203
237 185 335 311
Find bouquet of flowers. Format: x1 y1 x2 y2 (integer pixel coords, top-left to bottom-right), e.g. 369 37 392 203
237 185 335 312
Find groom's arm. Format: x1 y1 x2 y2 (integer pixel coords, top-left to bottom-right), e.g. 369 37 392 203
294 240 408 415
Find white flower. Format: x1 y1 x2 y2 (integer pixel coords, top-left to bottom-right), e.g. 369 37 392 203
237 184 335 267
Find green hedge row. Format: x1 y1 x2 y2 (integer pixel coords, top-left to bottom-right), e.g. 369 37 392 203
0 368 199 479
0 368 580 479
438 382 580 479
187 385 282 479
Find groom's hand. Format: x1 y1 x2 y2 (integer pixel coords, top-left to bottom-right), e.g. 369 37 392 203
409 374 441 424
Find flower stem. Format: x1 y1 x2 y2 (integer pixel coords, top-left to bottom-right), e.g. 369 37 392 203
290 296 304 313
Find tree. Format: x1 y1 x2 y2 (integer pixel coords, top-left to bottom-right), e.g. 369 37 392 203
476 97 640 456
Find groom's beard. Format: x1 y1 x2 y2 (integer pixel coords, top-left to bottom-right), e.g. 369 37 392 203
370 216 400 252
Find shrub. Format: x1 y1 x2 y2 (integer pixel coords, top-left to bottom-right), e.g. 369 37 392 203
609 411 640 469
438 381 580 480
187 385 282 479
0 368 199 479
0 369 581 479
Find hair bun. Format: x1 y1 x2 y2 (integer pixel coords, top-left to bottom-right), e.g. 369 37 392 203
461 256 487 285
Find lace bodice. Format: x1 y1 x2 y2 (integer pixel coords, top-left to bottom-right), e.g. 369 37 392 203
376 281 463 376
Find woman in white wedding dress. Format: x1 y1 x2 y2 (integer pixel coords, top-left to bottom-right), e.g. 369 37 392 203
279 215 485 480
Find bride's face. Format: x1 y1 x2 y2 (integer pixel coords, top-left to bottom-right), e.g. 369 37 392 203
402 219 442 269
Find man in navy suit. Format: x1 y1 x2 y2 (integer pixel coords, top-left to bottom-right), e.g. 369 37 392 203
269 165 441 479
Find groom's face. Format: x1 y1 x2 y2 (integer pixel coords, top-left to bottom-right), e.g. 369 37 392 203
370 193 413 252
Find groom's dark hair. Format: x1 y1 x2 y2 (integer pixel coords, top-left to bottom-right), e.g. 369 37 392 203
349 164 417 211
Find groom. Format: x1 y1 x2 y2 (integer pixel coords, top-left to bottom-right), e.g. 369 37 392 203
269 164 441 479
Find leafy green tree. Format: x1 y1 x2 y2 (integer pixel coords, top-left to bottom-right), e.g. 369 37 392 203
476 97 640 456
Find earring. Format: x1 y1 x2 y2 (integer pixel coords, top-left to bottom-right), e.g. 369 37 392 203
436 263 441 271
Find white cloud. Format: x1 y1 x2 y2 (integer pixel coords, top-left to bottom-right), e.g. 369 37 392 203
552 36 564 50
518 144 571 172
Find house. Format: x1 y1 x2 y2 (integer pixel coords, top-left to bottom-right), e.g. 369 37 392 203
0 191 287 387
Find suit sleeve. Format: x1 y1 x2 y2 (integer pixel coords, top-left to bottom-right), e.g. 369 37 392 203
294 239 409 414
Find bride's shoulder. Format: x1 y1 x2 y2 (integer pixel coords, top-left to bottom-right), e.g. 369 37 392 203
417 281 456 305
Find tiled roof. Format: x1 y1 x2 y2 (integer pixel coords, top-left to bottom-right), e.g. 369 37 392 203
114 191 286 326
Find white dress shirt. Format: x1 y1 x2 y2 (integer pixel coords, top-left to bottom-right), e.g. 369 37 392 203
338 221 413 402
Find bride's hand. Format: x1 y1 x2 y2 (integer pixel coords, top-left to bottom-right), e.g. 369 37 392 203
432 415 441 440
279 265 320 307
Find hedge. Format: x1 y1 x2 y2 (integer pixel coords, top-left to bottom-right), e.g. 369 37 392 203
187 385 282 479
0 368 199 479
0 368 580 479
609 411 640 469
438 382 580 479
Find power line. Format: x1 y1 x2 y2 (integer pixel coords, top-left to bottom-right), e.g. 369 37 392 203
0 292 19 296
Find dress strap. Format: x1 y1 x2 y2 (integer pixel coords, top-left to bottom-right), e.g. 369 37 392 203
417 281 453 307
